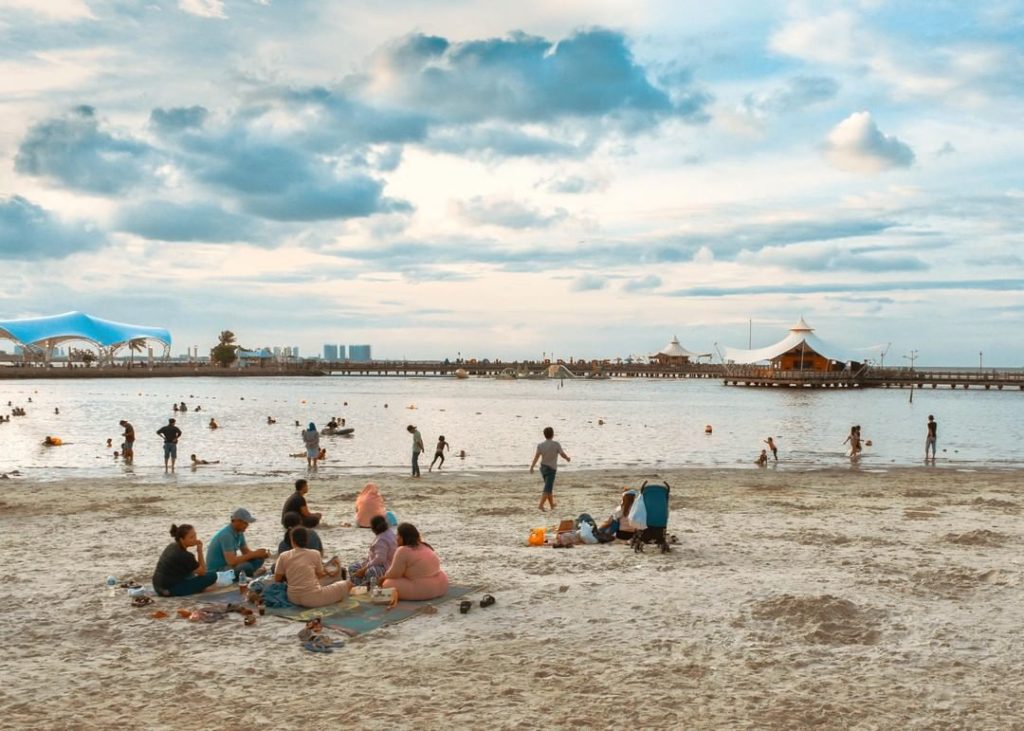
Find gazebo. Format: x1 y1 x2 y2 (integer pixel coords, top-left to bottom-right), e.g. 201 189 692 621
722 317 858 371
0 311 172 364
650 335 711 365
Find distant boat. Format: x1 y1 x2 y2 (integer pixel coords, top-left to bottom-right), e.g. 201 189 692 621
321 427 354 436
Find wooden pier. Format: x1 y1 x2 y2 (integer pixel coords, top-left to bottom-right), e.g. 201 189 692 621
721 366 1024 390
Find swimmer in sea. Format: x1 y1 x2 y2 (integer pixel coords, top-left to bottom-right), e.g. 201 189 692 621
191 454 220 466
755 449 768 467
209 418 219 429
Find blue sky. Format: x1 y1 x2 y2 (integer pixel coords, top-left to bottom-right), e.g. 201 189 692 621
1 0 1022 365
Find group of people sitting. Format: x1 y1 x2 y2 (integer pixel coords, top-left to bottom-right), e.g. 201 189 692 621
152 479 449 610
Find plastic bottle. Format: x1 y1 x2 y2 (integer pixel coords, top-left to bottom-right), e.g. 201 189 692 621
238 570 248 589
369 575 378 596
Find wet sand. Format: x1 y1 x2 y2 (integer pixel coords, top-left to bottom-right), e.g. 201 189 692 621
1 467 1021 730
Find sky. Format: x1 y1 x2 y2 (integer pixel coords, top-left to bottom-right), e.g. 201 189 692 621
0 0 1022 365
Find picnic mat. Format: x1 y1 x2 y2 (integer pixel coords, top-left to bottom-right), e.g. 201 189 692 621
203 584 477 636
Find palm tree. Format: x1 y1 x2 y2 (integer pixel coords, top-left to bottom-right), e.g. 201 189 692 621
211 330 240 367
127 338 145 369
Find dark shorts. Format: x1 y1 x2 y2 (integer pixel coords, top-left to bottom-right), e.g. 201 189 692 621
163 442 177 459
122 441 134 452
540 464 556 493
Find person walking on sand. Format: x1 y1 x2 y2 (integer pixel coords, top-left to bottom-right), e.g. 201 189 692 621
530 426 570 511
429 435 449 472
119 419 135 464
156 418 182 472
764 436 778 461
302 422 320 470
925 415 938 461
407 425 424 477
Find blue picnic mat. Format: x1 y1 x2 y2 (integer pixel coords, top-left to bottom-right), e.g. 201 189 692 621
203 584 477 636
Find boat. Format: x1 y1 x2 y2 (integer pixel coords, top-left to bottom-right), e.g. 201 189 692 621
321 427 354 436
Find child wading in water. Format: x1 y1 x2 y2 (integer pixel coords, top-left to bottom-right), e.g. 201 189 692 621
764 436 778 461
529 426 570 511
429 435 449 472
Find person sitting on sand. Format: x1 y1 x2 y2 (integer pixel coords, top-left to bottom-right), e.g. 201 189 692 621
190 454 219 466
755 449 769 467
380 523 449 606
273 527 351 608
348 515 397 587
208 418 219 429
282 478 322 528
279 511 324 555
599 489 637 541
153 523 216 597
355 482 386 528
205 508 270 578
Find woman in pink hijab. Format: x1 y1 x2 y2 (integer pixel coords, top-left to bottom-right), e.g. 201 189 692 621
355 482 386 528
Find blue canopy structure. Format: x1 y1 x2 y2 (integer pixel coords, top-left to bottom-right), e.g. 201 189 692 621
0 311 172 362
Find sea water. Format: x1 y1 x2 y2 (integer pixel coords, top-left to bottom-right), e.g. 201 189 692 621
0 375 1021 483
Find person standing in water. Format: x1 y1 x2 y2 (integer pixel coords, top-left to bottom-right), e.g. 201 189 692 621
407 425 424 477
764 436 778 461
429 435 449 472
302 423 320 470
530 426 570 511
119 420 135 464
156 418 181 472
925 415 938 461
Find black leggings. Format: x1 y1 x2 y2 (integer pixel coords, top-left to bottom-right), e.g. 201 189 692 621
430 452 445 468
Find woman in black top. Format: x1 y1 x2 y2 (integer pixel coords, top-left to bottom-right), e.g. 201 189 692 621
153 524 216 597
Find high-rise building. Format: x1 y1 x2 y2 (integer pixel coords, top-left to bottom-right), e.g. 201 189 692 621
337 345 347 360
324 344 339 361
349 344 372 362
291 347 300 358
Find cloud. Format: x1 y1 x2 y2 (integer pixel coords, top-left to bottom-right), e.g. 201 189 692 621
15 106 155 194
114 200 261 242
622 275 662 292
150 106 209 133
572 273 608 291
457 196 568 229
0 196 104 260
738 242 928 273
667 279 1023 298
935 141 956 157
178 0 227 19
824 112 915 173
362 29 709 127
242 176 411 222
426 124 592 159
742 75 839 117
546 175 608 194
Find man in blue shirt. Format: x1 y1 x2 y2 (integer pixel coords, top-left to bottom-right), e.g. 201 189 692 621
205 507 270 579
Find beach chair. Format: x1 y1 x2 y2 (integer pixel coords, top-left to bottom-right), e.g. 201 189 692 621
629 481 671 554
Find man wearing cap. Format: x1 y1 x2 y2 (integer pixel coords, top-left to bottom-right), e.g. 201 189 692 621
205 508 270 578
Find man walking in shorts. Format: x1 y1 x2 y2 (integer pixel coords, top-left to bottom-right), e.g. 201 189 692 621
925 415 937 461
157 417 182 472
530 426 570 511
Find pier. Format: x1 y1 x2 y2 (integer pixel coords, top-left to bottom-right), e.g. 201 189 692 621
721 366 1024 390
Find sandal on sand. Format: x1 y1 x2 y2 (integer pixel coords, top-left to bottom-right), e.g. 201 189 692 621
150 610 169 619
479 594 496 608
119 581 142 590
131 596 154 607
244 615 256 626
459 600 472 614
302 635 342 653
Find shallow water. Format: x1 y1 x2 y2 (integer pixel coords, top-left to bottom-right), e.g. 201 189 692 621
0 376 1021 483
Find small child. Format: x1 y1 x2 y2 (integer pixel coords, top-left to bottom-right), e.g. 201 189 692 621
429 435 449 472
764 437 778 461
755 449 768 467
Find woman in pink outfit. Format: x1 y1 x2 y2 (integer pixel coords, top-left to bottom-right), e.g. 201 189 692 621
381 523 448 604
355 482 386 528
274 526 351 608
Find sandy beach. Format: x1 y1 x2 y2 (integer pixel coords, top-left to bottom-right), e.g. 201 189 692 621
1 466 1022 730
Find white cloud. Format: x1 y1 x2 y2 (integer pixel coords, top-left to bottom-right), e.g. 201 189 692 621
824 112 915 173
0 0 94 21
178 0 227 19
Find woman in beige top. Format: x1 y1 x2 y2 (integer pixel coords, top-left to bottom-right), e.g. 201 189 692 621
273 526 351 608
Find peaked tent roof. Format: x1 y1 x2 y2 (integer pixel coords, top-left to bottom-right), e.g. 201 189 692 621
652 335 711 359
0 311 172 348
723 317 859 364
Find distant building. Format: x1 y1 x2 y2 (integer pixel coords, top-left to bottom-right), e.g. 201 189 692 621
324 344 339 361
291 346 300 358
349 344 372 362
723 317 859 371
650 335 710 365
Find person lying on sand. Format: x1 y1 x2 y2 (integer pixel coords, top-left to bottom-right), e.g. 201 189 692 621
153 523 216 597
191 454 220 466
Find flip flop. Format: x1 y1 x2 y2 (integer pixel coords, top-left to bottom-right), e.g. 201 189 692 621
244 615 256 626
303 640 334 654
131 596 154 607
479 594 496 608
459 600 472 614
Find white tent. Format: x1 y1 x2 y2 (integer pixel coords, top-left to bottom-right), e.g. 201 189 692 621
651 335 710 360
723 317 860 365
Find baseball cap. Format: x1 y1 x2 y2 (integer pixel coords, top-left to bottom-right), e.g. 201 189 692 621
231 507 256 523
